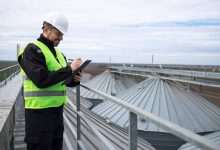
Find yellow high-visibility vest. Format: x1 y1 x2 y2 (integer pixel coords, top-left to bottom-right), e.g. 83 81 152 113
18 40 67 109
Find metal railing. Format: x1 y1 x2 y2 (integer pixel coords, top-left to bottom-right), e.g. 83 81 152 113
0 64 19 87
0 64 20 150
110 66 220 80
75 84 220 150
111 70 220 88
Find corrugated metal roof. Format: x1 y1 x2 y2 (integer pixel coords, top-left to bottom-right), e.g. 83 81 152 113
178 131 220 150
78 70 127 99
115 75 139 89
92 78 220 132
64 100 156 150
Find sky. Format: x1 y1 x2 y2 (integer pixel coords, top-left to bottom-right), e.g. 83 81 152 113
0 0 220 65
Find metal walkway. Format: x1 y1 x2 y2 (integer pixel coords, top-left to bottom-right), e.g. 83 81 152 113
14 90 26 150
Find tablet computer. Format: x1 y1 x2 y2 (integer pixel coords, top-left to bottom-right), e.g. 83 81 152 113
74 59 91 73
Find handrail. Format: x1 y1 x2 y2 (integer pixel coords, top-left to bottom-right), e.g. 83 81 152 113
0 64 19 72
111 70 220 88
0 64 19 87
110 66 220 80
79 83 219 150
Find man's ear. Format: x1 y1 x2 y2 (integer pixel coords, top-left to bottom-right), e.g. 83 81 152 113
43 27 52 37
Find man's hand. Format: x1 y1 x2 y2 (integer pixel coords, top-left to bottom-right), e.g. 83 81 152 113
74 72 81 82
70 58 82 71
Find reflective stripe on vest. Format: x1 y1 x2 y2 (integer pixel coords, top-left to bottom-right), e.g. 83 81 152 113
18 40 68 109
24 91 65 97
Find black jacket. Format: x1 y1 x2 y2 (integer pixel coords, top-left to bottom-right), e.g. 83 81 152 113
18 34 79 88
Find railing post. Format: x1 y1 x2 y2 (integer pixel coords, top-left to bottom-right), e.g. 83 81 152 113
76 85 81 150
129 112 137 150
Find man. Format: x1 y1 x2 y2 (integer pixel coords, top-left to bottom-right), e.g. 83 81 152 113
17 13 82 150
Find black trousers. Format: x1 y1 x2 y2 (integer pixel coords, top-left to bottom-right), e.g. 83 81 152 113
26 133 63 150
24 106 64 150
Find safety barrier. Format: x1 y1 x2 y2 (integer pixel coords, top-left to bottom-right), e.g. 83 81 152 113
0 64 20 150
0 64 19 87
111 70 220 88
75 84 219 150
110 66 220 80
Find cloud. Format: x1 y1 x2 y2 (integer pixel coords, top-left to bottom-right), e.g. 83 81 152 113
1 0 220 26
119 19 220 28
0 0 220 64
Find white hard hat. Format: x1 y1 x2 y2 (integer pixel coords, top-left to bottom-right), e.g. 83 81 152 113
44 12 69 34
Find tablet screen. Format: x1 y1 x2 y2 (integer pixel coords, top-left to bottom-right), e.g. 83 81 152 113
74 59 91 73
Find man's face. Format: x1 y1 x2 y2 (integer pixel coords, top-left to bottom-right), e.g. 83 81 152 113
46 27 63 47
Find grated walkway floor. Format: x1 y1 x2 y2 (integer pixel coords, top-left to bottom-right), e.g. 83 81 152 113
14 90 26 150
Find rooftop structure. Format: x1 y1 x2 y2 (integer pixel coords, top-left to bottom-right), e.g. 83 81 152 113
93 77 220 132
178 131 220 150
78 70 127 99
